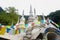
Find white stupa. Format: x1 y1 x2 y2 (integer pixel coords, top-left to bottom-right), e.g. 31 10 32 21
14 10 25 30
20 10 25 25
34 8 38 21
33 8 40 26
20 10 25 29
28 5 34 27
28 5 40 27
28 5 34 23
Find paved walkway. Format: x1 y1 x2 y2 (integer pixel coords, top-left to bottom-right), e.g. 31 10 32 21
0 33 26 40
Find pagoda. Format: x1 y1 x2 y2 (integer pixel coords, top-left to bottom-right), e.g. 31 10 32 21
28 5 35 28
19 10 25 33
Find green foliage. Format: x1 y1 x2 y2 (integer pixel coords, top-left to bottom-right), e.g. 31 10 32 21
47 10 60 25
0 7 19 25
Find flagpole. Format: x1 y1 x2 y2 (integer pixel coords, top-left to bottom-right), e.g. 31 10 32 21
42 13 45 22
16 16 19 26
11 20 13 26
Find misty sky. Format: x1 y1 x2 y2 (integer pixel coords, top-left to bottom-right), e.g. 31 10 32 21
0 0 60 16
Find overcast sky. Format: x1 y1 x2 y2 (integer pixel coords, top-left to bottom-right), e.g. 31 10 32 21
0 0 60 16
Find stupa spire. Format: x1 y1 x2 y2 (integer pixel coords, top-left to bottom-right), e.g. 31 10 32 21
29 5 33 16
34 8 36 16
22 10 24 17
42 13 45 20
20 10 25 22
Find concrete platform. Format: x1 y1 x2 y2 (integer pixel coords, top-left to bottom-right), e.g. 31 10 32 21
0 33 26 40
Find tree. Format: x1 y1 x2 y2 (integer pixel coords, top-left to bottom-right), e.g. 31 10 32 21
0 7 19 25
5 7 18 13
5 7 19 25
47 10 60 25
